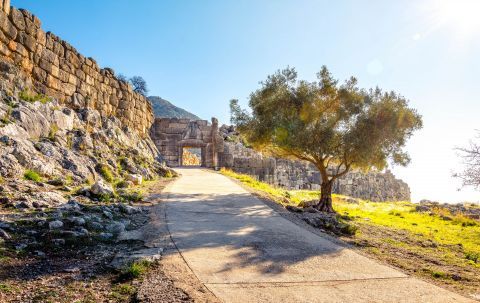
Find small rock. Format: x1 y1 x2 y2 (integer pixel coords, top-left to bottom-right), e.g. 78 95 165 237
88 222 103 230
49 220 64 230
52 238 65 246
106 222 125 235
286 205 304 213
77 228 89 236
98 232 113 240
15 201 31 209
103 210 113 219
15 243 27 250
127 174 143 185
69 217 86 226
0 196 10 204
90 180 114 197
0 228 10 240
35 250 46 257
452 274 462 281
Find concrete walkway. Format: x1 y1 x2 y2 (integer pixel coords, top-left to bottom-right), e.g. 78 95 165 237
164 168 474 303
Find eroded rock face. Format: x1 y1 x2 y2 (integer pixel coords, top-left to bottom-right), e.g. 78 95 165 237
0 93 166 185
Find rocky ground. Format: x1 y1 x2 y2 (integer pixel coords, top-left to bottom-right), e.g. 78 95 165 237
0 88 208 302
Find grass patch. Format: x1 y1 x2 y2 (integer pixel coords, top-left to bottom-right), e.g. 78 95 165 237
119 190 144 203
117 260 152 281
48 123 59 141
19 89 52 104
98 164 114 183
23 169 42 182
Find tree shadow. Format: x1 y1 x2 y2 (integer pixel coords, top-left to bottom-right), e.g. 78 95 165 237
163 192 347 279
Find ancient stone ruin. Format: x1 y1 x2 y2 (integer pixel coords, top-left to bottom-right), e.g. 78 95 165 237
150 117 224 168
150 117 411 201
0 0 153 136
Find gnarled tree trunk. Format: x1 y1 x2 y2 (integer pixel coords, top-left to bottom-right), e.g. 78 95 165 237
316 180 335 213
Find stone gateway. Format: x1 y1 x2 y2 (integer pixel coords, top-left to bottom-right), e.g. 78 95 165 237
150 117 224 168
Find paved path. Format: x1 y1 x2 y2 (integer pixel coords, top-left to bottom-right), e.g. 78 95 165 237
164 168 474 303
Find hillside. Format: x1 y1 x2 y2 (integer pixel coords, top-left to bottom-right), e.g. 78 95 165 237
148 96 200 120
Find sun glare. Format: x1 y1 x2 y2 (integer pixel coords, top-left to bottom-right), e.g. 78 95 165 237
430 0 480 37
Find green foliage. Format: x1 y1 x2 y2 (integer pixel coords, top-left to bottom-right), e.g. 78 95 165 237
0 176 4 184
98 164 114 183
119 190 144 203
221 169 480 258
0 106 12 125
48 124 59 141
230 66 423 207
19 89 52 104
115 179 129 189
165 170 174 178
23 170 42 182
465 251 480 263
118 260 152 281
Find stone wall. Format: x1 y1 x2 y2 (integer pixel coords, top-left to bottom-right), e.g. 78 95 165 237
0 1 153 136
219 142 411 202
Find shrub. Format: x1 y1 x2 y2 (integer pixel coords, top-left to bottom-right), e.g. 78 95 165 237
118 260 152 281
48 124 59 141
120 190 144 203
115 180 129 189
24 170 42 182
165 170 174 178
465 251 479 263
99 164 114 183
19 89 52 104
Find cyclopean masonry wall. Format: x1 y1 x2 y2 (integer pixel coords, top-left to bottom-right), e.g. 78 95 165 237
0 1 153 136
150 117 224 168
218 141 411 202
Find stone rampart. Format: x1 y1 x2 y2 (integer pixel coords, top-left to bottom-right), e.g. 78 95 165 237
0 1 153 136
219 142 411 202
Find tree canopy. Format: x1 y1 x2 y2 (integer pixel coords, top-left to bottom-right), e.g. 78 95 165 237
230 66 422 212
129 76 149 96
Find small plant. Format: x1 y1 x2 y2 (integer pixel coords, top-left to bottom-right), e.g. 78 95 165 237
465 251 479 264
48 124 59 141
165 170 173 178
98 164 114 183
0 176 4 184
120 190 144 203
118 260 152 281
115 180 129 189
19 89 52 104
24 170 42 182
0 107 12 125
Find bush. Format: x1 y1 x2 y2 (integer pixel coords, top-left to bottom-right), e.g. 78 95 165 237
120 190 144 203
98 164 114 183
118 260 152 281
465 251 479 263
24 170 42 182
19 89 51 104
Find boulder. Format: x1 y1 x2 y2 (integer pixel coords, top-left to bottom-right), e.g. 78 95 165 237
48 220 63 230
90 180 114 197
126 174 142 185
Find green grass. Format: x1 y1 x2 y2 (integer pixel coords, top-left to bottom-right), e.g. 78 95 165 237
220 168 480 267
23 170 42 182
98 164 114 183
118 260 152 281
19 89 52 104
335 200 480 258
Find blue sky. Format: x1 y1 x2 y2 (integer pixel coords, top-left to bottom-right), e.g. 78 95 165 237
12 0 480 203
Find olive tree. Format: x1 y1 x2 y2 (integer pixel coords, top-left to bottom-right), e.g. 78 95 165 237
230 66 422 212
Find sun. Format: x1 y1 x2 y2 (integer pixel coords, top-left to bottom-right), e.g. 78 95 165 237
429 0 480 37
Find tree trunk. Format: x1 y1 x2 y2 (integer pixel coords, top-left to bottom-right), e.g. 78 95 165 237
316 180 335 213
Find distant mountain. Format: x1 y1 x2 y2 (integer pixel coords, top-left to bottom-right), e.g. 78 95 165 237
148 96 200 120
